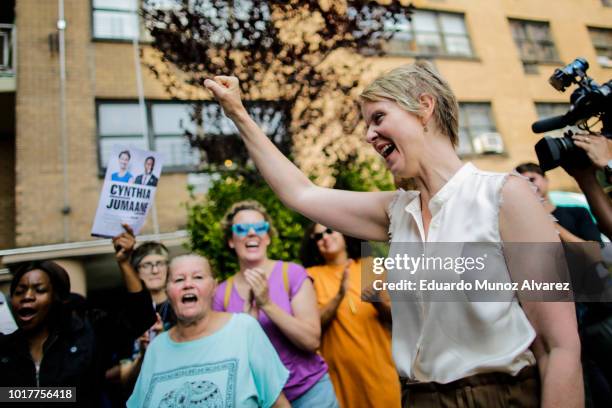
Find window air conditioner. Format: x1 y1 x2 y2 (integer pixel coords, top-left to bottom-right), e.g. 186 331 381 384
473 132 504 154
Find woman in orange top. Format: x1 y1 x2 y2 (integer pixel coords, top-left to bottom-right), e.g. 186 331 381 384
300 223 401 408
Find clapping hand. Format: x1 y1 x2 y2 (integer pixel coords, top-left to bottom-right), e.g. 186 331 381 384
244 268 270 308
338 261 351 297
243 289 259 318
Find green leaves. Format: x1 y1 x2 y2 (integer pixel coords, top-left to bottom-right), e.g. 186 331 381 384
187 157 392 280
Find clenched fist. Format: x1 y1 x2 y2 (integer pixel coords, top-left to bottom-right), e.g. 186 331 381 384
204 76 246 119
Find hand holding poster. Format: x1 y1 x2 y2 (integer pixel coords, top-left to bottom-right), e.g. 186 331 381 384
91 146 163 238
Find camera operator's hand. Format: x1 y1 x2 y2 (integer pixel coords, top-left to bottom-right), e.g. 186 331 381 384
566 132 612 241
572 133 612 170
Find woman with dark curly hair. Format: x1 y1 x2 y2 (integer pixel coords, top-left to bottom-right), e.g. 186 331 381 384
301 223 400 408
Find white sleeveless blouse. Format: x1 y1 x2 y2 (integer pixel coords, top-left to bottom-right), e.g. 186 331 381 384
387 163 536 383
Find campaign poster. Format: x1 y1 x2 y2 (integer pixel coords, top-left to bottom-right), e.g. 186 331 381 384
0 292 17 335
91 145 163 238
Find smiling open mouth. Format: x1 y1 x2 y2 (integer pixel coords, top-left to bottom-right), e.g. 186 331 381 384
17 307 37 318
245 241 260 249
380 143 396 158
181 294 198 304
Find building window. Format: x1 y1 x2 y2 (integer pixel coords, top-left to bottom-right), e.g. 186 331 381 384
150 103 203 168
379 9 473 57
93 0 139 40
509 19 558 65
138 0 271 46
97 101 289 171
457 103 503 156
534 103 578 138
195 101 289 167
588 27 612 68
0 24 15 74
188 0 272 48
98 103 150 166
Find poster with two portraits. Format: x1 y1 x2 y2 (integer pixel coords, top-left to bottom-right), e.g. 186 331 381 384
91 145 163 238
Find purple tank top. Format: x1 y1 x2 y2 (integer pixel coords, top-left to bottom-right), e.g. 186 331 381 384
213 261 328 401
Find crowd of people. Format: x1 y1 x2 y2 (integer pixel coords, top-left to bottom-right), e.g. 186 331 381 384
1 61 611 407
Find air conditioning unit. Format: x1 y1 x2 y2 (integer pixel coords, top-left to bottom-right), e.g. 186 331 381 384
473 132 504 154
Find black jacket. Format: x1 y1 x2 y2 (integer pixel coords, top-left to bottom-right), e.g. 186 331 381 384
0 289 156 407
134 174 158 187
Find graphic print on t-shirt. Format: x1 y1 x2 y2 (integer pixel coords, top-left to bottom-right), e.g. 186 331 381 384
143 359 237 407
158 380 223 407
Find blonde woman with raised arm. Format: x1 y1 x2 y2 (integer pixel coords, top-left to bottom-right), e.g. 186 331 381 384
204 62 582 408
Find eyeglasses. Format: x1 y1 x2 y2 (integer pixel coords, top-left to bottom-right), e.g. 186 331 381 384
139 260 168 272
312 228 333 242
232 221 270 237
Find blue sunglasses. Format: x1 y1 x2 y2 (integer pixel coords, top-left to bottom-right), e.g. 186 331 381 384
232 221 270 236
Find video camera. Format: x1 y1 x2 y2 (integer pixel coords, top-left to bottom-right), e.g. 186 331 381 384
531 58 611 171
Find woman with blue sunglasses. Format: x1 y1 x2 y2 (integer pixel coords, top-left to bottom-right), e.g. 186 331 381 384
212 200 339 408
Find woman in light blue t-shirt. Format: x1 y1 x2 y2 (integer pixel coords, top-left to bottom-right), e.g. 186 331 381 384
128 254 290 408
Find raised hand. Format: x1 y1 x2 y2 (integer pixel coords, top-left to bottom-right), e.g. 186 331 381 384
204 76 246 119
138 313 163 354
112 223 136 264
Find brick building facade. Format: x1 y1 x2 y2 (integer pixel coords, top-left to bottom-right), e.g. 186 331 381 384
0 0 611 293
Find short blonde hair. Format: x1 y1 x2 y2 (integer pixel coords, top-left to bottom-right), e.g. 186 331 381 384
359 60 459 146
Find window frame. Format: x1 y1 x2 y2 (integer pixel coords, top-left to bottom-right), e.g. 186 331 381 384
357 7 476 59
587 26 612 68
508 18 560 65
96 100 148 175
91 0 146 43
148 100 204 171
190 99 292 168
91 0 272 45
457 102 504 157
96 99 201 175
96 99 291 175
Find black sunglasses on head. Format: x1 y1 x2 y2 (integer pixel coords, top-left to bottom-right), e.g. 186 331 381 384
312 228 333 242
